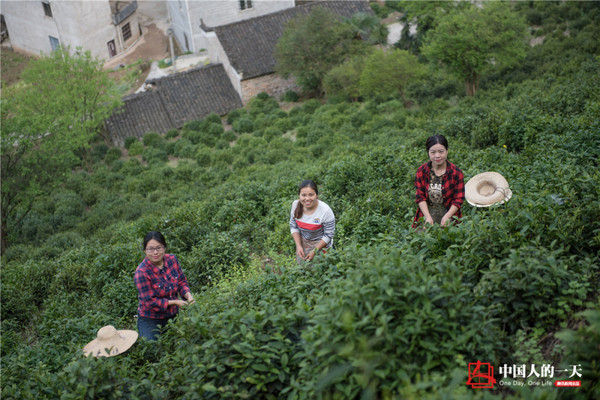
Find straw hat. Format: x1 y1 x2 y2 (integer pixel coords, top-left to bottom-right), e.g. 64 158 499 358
465 172 512 207
83 325 138 357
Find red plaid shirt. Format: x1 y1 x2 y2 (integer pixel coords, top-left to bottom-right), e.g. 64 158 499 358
413 161 465 226
134 254 191 319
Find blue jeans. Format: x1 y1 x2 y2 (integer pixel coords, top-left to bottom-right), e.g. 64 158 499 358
137 316 172 341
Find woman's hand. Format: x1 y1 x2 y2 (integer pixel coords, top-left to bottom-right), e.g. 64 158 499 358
169 299 189 308
296 245 306 260
425 215 434 225
185 293 195 305
305 248 317 261
441 206 458 227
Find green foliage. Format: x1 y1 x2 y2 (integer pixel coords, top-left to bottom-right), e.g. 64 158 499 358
104 147 122 165
282 90 299 102
166 128 179 139
359 48 424 103
233 117 254 134
1 47 121 253
124 136 138 150
275 7 366 95
142 132 165 148
324 55 364 101
422 2 528 96
142 147 168 165
91 143 109 162
344 12 389 45
555 304 600 399
127 140 144 156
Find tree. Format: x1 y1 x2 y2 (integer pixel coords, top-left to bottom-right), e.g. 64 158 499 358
323 55 364 102
1 48 121 253
394 1 468 54
344 12 389 45
275 7 366 96
422 2 528 96
359 48 425 105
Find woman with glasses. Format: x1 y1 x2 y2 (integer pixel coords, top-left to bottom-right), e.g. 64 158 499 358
134 231 194 340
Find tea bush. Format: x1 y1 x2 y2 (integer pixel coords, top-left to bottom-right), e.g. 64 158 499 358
127 140 143 156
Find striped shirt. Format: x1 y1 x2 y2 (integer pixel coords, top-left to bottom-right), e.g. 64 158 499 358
290 199 335 247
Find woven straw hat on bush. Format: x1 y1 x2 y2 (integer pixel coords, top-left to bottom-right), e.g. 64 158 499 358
465 172 512 207
83 325 138 357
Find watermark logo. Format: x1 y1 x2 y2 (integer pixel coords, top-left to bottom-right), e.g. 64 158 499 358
467 362 583 389
466 360 497 389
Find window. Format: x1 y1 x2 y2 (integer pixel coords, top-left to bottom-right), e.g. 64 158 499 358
122 22 131 41
42 1 53 17
49 36 60 51
239 0 253 10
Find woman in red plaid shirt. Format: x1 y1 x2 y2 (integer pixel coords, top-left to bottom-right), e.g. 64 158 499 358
134 231 194 340
413 135 465 228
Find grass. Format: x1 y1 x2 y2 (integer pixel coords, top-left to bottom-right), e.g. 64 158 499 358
0 48 31 88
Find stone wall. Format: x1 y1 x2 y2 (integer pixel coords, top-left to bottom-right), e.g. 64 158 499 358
241 73 300 104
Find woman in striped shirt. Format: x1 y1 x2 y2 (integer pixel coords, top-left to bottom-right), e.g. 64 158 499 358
290 180 335 263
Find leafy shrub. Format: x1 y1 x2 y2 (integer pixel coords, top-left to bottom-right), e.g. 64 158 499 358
128 140 144 156
142 147 168 164
555 305 600 399
233 117 254 133
282 90 299 102
221 129 236 143
166 129 179 139
173 138 196 159
226 108 246 125
183 119 205 132
196 146 212 167
205 113 222 125
142 132 164 148
92 143 109 162
104 147 122 164
124 136 138 150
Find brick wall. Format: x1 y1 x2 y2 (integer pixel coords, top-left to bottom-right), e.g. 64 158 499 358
241 73 301 104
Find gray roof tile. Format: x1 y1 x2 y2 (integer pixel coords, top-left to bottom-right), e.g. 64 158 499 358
105 64 241 146
214 0 373 80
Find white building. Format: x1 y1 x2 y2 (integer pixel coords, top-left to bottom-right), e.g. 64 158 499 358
166 0 294 53
1 0 141 60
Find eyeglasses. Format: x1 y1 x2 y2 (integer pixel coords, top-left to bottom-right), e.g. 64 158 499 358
145 246 165 253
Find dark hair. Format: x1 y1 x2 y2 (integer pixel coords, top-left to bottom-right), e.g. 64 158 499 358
143 231 167 250
294 180 318 219
426 135 449 152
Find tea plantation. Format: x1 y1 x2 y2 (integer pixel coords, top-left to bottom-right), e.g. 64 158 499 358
1 2 599 399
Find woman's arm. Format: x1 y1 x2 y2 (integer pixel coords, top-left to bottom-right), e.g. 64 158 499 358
292 231 305 260
418 201 434 225
440 205 459 226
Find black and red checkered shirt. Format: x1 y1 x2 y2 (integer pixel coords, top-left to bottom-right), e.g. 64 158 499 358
134 254 191 319
413 161 465 226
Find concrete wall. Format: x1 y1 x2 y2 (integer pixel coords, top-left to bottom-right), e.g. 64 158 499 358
2 1 140 61
166 0 194 52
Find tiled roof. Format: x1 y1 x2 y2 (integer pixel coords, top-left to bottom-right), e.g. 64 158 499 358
214 0 373 80
105 64 242 146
